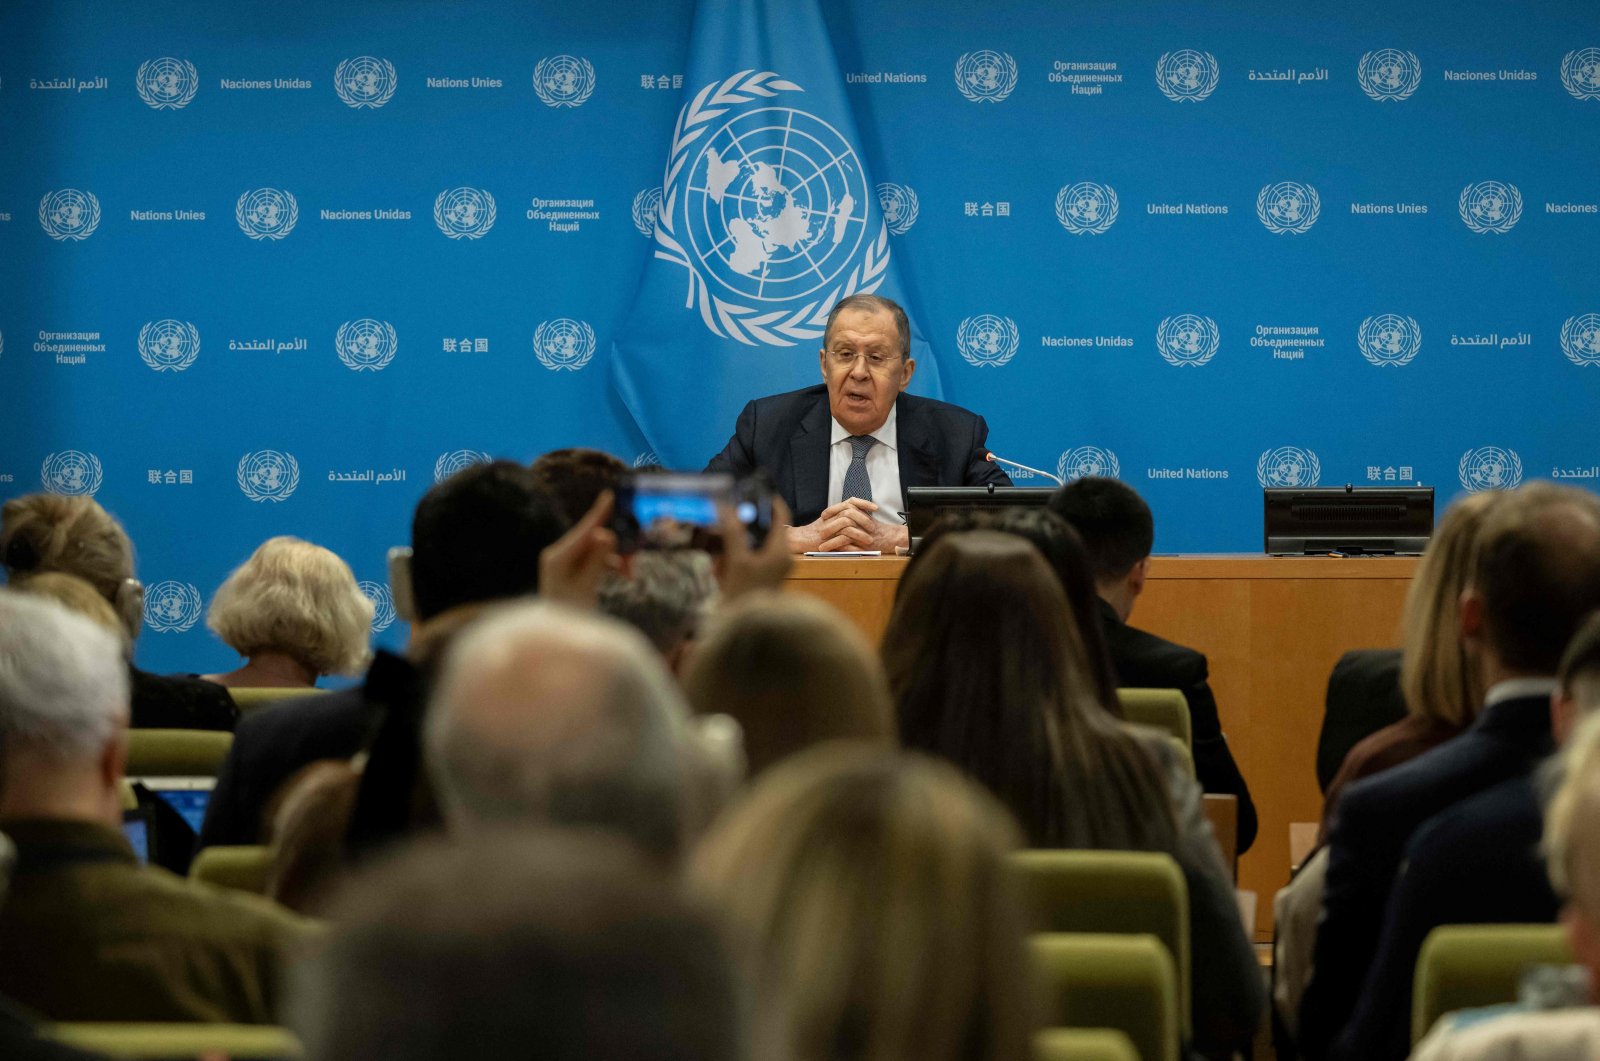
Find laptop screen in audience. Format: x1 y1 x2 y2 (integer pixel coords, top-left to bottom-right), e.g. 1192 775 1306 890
121 808 153 863
128 776 215 835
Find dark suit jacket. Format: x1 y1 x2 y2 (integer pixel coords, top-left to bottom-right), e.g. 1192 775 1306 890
704 384 1010 524
1317 649 1408 794
128 666 237 732
1098 599 1259 854
1298 692 1556 1060
1331 772 1559 1061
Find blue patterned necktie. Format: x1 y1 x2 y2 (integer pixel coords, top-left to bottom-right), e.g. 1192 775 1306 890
842 434 878 503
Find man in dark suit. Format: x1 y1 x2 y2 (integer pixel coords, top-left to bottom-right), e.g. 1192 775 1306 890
705 294 1010 554
1299 481 1600 1061
1048 477 1258 853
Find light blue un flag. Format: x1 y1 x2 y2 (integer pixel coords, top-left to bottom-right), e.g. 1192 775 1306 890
611 0 944 470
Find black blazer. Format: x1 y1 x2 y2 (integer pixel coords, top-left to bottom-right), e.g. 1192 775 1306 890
1317 649 1408 793
129 667 237 732
1097 599 1259 854
1298 692 1556 1060
704 384 1010 525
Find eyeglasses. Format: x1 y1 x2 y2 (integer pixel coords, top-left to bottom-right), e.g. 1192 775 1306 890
826 349 904 371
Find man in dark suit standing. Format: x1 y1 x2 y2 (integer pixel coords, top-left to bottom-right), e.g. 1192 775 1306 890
705 294 1010 553
1299 481 1600 1061
1048 477 1258 853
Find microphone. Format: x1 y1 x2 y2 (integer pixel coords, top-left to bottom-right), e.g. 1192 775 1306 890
986 453 1064 485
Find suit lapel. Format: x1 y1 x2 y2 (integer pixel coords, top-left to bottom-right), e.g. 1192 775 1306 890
789 394 832 521
896 397 941 489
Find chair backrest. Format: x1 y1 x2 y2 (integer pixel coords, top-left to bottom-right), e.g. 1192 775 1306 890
229 687 328 716
190 845 275 896
1034 1028 1141 1061
1411 923 1573 1044
126 729 233 777
1031 933 1180 1061
48 1023 302 1059
1117 689 1192 749
1010 850 1190 1033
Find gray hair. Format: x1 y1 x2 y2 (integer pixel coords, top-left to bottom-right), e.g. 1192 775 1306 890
598 551 718 658
424 602 692 859
823 294 910 360
0 589 129 762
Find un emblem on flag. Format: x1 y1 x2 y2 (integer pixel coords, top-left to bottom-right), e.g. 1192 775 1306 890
957 315 1019 368
236 188 298 240
136 58 199 109
358 581 397 633
533 55 596 108
1459 181 1521 233
41 451 104 497
1057 447 1121 482
1561 314 1600 366
39 190 101 241
632 188 662 237
1459 446 1523 492
1257 182 1320 234
336 319 398 372
1055 183 1118 235
1358 314 1421 367
533 319 596 372
1156 50 1219 101
652 71 888 347
237 450 300 502
144 581 202 633
1357 49 1421 101
434 187 496 239
335 56 397 109
1156 315 1218 367
138 320 200 372
1561 48 1600 101
1256 447 1321 488
877 183 920 235
954 50 1018 103
433 450 492 483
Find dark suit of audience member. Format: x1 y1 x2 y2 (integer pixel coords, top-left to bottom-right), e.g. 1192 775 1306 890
1318 712 1466 846
128 666 236 731
1316 649 1408 793
1332 771 1559 1061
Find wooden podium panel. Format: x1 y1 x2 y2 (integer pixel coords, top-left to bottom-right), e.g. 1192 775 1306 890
782 554 1418 939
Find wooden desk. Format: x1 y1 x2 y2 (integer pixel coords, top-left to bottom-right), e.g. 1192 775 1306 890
784 554 1418 939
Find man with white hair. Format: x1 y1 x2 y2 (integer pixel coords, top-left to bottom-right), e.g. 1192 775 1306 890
0 590 309 1023
424 601 700 861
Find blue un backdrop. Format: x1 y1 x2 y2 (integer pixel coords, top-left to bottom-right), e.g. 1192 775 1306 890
1 0 1598 676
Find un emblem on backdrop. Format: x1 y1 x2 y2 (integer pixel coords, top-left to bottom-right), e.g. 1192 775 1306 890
434 187 496 239
877 183 920 235
1358 314 1421 367
1357 49 1421 101
358 581 396 633
533 55 596 108
39 189 101 241
136 57 199 109
1459 181 1522 234
956 315 1019 367
1561 48 1600 101
1257 182 1320 234
1155 50 1219 101
1057 447 1121 482
1256 447 1322 488
236 188 298 240
143 581 202 633
1561 314 1600 366
631 188 662 237
954 50 1018 103
533 319 596 372
1459 446 1523 492
138 319 200 372
653 70 886 347
433 450 492 484
633 452 663 469
237 450 300 502
1155 315 1219 367
335 56 397 109
1055 183 1119 235
41 451 104 497
335 319 398 372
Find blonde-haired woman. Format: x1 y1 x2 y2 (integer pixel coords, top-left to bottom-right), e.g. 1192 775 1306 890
203 536 374 689
691 746 1035 1061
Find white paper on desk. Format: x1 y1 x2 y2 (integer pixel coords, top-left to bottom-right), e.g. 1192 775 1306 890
803 550 882 558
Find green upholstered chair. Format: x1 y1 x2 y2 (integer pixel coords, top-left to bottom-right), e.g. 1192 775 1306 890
189 844 275 896
1034 1028 1141 1061
228 686 328 716
1412 923 1573 1045
1116 689 1192 749
1031 933 1180 1061
125 729 232 777
49 1023 302 1059
1010 849 1191 1032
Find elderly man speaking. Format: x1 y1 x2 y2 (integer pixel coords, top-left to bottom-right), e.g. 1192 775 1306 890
706 294 1010 554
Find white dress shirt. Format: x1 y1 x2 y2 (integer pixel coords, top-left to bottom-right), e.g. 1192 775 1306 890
828 405 903 524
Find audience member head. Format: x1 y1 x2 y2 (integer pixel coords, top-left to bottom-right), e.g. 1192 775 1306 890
403 460 568 622
206 536 374 679
292 829 744 1061
424 602 692 860
1397 490 1503 728
909 507 1121 714
1552 612 1600 745
1543 712 1600 979
1461 482 1600 683
530 447 628 525
1048 474 1153 584
691 747 1034 1061
885 531 1176 850
599 551 718 673
10 571 130 656
0 591 130 828
0 493 141 639
683 591 893 777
